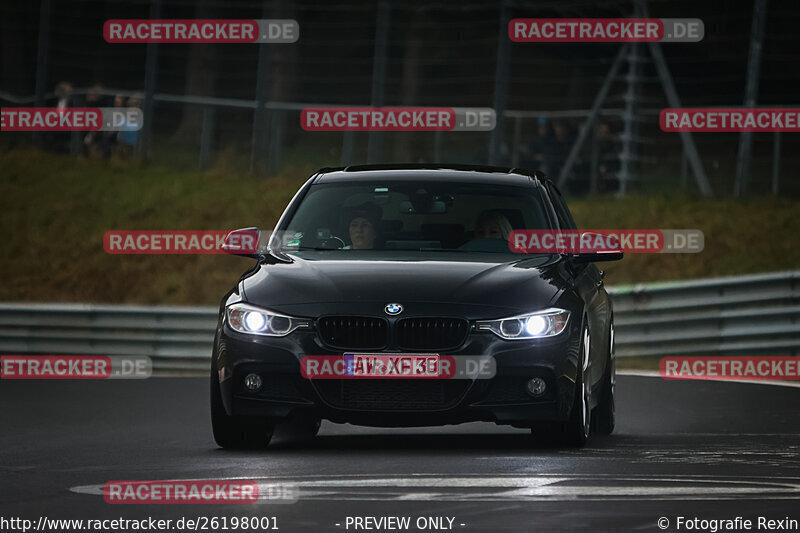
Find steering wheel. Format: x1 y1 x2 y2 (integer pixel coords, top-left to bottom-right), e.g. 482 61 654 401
319 236 346 249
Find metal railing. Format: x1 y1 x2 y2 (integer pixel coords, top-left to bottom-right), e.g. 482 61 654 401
0 302 216 374
0 88 628 175
0 271 797 374
610 270 800 358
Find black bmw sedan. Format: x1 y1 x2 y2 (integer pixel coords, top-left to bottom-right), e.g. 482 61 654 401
211 164 621 448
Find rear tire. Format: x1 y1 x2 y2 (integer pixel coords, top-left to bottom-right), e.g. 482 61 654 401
210 363 274 449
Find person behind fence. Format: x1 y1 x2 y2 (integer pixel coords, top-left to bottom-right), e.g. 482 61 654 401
82 84 113 159
550 119 573 177
44 81 75 154
526 116 555 174
114 94 142 158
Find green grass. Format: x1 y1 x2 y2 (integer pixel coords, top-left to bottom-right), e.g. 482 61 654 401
1 149 799 305
567 192 800 284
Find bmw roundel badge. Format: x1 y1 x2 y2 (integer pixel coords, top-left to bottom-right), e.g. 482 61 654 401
384 303 403 315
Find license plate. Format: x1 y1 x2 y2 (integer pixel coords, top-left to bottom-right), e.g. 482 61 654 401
343 353 441 378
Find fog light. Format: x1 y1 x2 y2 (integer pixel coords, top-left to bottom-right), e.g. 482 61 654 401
526 377 546 397
244 373 263 392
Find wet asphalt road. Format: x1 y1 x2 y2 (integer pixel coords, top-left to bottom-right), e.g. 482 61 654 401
0 375 798 532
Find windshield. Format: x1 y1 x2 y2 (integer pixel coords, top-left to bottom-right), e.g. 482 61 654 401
276 180 552 254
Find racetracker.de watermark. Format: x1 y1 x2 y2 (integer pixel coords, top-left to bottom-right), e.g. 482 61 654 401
102 480 296 504
508 230 704 254
103 19 298 43
1 107 142 132
509 18 703 43
104 230 260 254
300 355 496 380
300 107 495 131
660 356 800 381
660 108 800 132
1 355 151 379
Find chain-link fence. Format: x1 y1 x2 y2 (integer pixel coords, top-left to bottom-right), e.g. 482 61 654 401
2 0 799 196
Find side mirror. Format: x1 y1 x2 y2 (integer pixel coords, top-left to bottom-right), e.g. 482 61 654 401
571 231 623 263
221 227 262 257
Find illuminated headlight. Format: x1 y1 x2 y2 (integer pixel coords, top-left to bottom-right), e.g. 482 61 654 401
476 308 570 340
226 303 311 337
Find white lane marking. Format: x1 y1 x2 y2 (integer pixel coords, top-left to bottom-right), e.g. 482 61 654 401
70 474 800 502
618 369 800 388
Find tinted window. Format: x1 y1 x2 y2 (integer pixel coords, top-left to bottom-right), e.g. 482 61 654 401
279 180 552 253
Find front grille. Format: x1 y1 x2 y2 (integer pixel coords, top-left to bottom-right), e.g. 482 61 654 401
396 317 469 351
315 379 469 410
318 316 388 350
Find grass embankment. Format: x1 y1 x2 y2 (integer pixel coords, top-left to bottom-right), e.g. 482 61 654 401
1 149 798 305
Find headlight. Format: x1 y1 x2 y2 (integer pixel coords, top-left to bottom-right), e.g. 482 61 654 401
476 308 570 340
226 303 311 337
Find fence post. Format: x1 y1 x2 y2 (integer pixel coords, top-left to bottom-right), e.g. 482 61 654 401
488 0 510 165
198 104 215 169
70 131 80 156
251 0 272 175
772 131 781 196
680 146 688 189
734 0 768 197
589 125 599 194
340 132 354 166
268 110 283 175
510 116 522 167
33 0 52 148
136 0 162 160
618 36 642 196
367 0 390 164
434 130 444 162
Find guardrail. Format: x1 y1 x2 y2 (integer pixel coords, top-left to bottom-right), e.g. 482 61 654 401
609 270 800 358
0 270 797 374
0 303 217 374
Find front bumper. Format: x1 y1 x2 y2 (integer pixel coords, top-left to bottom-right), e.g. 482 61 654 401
214 320 582 428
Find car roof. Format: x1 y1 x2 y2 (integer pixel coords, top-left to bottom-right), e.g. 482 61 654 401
313 164 551 187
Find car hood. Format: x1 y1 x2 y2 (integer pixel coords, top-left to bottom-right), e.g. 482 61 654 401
240 252 569 319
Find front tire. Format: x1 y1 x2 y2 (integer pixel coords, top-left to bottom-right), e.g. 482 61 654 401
532 324 591 447
591 322 615 435
210 363 274 449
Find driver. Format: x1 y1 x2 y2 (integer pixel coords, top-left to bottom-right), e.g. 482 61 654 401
473 210 512 241
343 202 382 249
